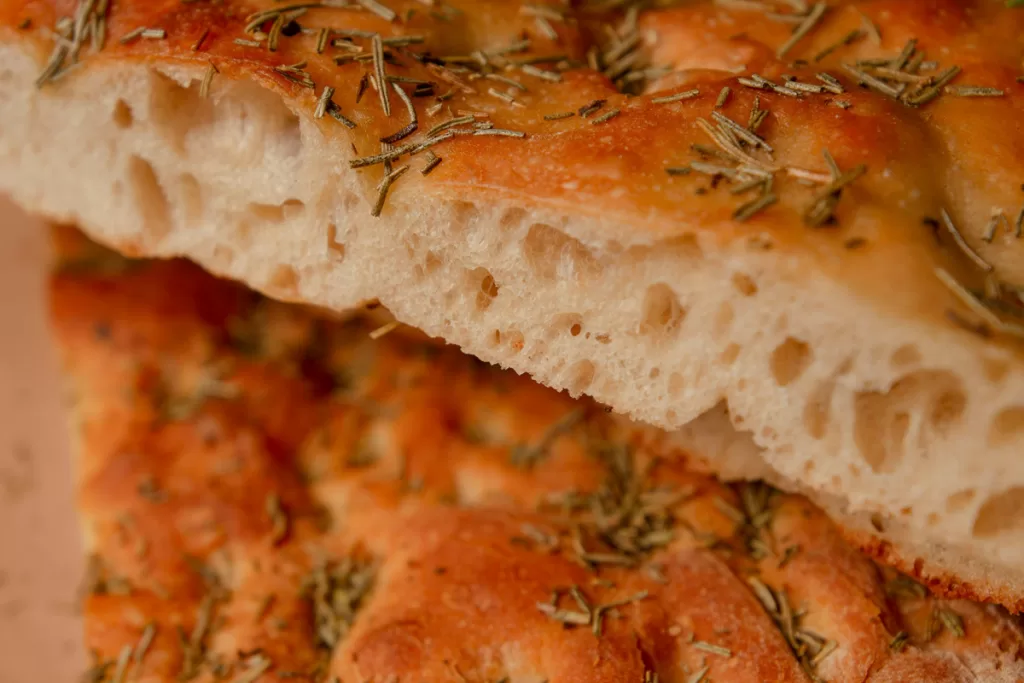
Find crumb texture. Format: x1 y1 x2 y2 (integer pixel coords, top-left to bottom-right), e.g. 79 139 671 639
3 0 1024 606
51 227 1024 682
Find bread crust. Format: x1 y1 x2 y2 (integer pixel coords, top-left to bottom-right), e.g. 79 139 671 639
5 0 1024 609
50 226 1024 683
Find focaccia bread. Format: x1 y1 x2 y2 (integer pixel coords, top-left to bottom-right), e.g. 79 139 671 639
50 225 1024 683
4 0 1024 608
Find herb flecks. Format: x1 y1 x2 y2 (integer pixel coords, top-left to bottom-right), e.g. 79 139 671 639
843 39 963 108
776 2 828 58
178 579 226 682
939 209 993 272
303 557 375 652
36 0 113 87
749 578 835 679
537 585 648 635
510 408 584 468
804 152 867 227
587 7 670 94
652 89 700 104
935 268 1024 340
539 445 692 571
372 164 409 217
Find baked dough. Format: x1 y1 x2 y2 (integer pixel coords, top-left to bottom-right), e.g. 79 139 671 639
50 225 1024 683
3 0 1024 607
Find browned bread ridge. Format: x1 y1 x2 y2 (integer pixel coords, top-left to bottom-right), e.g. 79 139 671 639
50 226 1024 683
4 0 1024 607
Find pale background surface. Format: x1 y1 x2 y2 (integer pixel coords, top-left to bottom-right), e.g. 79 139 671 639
0 197 85 683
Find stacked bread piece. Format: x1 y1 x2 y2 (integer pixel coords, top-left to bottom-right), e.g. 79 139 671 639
51 226 1024 682
2 0 1024 680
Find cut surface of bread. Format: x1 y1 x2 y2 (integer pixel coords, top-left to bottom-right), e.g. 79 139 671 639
4 0 1024 606
50 225 1024 683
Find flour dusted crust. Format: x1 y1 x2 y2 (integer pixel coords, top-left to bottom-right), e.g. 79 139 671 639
50 226 1024 683
4 0 1024 607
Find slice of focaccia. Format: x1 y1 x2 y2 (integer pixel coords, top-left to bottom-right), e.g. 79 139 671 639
50 226 1024 683
2 0 1024 607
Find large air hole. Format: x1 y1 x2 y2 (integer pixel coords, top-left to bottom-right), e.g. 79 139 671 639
989 407 1024 448
720 343 741 365
732 273 758 296
127 156 172 239
149 70 302 161
640 283 685 337
499 207 527 230
770 337 812 386
269 265 299 295
113 99 134 129
327 223 345 260
890 345 921 369
248 199 305 223
853 371 966 473
449 201 480 234
973 487 1024 538
522 223 596 282
565 360 596 394
470 268 499 312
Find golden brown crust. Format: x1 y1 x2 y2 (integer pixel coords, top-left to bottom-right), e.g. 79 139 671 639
7 0 1024 345
5 0 1024 617
845 525 1024 614
51 226 1024 682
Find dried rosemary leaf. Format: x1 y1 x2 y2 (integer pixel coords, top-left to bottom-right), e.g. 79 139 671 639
711 111 773 152
686 667 710 683
938 607 965 638
110 645 132 683
578 99 606 118
371 35 391 116
939 208 993 272
199 62 217 99
813 28 863 62
355 0 397 21
692 641 732 657
810 639 838 665
473 129 527 138
591 108 621 125
369 320 400 339
192 28 209 52
509 408 584 468
777 2 827 57
733 192 778 221
945 85 1004 97
521 64 562 82
371 165 409 217
652 89 700 103
134 623 157 669
715 86 731 108
421 151 442 176
380 82 418 143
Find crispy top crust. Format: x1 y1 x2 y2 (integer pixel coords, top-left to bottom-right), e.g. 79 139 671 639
7 0 1024 348
51 226 1024 683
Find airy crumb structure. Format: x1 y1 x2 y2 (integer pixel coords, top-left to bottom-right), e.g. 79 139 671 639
3 0 1024 606
51 226 1024 683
